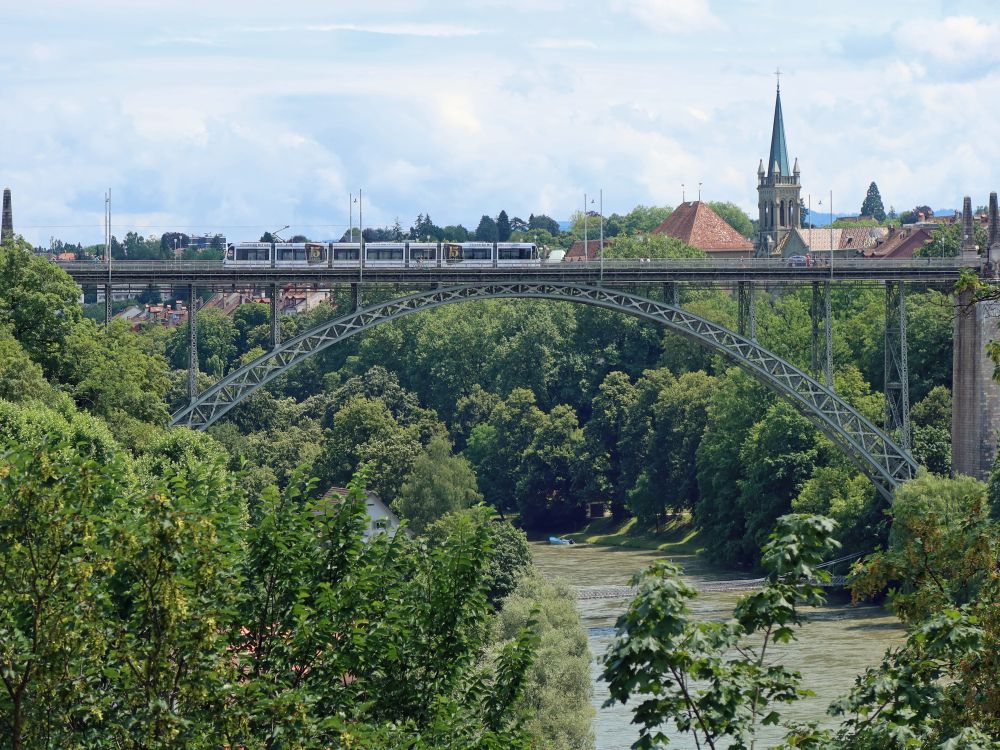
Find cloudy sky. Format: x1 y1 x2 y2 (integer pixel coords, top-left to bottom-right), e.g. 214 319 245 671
2 0 998 246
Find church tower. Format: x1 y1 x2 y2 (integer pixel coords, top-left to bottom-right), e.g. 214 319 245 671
756 80 801 256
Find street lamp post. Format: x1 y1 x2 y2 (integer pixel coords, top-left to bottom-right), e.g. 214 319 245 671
583 193 588 262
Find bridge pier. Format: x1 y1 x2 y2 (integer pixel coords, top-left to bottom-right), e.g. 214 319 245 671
952 289 1000 480
663 282 679 306
884 282 910 450
270 283 280 349
811 281 833 387
187 284 198 403
104 283 112 328
737 281 756 339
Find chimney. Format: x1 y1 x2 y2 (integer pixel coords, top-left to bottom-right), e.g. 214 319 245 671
962 196 976 256
1 189 12 243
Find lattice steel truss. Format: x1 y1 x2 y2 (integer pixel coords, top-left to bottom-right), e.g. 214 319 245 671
884 281 911 449
187 284 198 402
811 281 834 387
171 283 917 498
737 281 756 340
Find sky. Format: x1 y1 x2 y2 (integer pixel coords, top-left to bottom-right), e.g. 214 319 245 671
2 0 999 246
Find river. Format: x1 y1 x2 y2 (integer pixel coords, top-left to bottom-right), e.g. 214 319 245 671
531 542 904 749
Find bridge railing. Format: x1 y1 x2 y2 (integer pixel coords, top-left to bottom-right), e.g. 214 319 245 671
53 257 968 273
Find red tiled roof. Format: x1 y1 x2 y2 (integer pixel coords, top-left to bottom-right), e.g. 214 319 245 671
651 202 753 252
868 227 933 259
838 227 886 250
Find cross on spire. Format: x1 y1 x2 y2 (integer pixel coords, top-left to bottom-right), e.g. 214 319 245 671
775 66 781 91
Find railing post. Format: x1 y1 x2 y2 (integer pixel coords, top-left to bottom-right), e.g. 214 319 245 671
737 281 756 340
884 281 910 449
187 284 198 403
270 283 280 349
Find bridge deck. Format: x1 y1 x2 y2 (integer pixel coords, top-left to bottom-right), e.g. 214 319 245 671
58 258 968 287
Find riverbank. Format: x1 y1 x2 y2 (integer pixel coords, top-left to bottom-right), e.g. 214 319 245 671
562 515 705 554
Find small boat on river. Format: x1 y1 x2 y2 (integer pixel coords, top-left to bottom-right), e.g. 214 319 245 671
548 536 576 545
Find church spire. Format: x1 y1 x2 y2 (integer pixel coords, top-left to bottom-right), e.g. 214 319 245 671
767 83 790 180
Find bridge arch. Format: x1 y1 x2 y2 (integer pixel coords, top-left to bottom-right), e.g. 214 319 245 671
171 283 917 499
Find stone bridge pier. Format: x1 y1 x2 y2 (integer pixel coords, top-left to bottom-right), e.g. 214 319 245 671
952 192 1000 480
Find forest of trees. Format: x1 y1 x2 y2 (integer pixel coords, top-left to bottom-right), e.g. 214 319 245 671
3 221 999 746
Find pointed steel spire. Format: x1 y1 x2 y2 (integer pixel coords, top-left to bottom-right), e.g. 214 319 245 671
767 84 790 180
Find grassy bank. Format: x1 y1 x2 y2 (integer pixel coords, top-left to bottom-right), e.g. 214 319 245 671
563 515 706 554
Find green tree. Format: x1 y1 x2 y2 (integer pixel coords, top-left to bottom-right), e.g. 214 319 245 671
0 237 82 375
497 210 512 242
60 319 171 426
394 435 482 533
583 371 638 515
466 388 544 518
165 306 238 377
516 404 587 530
707 201 754 238
476 215 499 242
860 181 887 222
100 454 245 747
315 394 424 502
495 574 595 750
528 214 561 236
0 433 123 750
850 473 1000 739
427 507 533 607
0 327 64 404
237 471 540 748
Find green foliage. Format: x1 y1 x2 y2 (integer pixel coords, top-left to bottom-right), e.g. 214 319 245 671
0 237 82 374
860 182 887 222
497 210 511 242
516 404 588 530
466 388 544 518
603 233 706 259
0 433 124 749
495 574 595 750
707 201 755 238
916 221 988 258
395 435 482 533
476 214 499 242
59 319 171 426
0 326 64 404
165 306 237 377
602 514 840 750
314 394 425 502
427 508 533 607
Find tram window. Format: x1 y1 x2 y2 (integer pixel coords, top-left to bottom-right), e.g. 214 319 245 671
334 247 359 260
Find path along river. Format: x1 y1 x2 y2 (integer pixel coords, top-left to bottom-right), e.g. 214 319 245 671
531 542 904 749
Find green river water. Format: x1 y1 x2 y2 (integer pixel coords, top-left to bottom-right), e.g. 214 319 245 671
530 542 904 749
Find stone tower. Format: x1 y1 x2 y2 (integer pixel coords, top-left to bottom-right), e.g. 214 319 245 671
756 84 801 256
1 189 11 244
961 196 976 257
988 192 999 264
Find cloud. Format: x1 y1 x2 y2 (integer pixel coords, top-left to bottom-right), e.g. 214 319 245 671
895 16 1000 67
239 22 483 38
614 0 723 34
531 38 598 50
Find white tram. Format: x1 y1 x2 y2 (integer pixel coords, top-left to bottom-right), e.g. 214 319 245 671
223 240 539 269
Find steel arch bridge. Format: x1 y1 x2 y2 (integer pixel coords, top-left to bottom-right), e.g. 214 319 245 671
170 282 918 500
